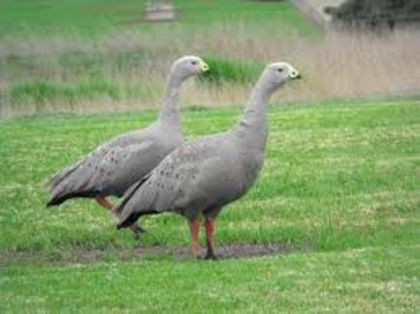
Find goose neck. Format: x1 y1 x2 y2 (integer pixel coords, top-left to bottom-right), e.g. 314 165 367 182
158 73 182 126
233 79 274 150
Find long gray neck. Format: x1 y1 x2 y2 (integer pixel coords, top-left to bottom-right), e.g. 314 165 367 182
158 73 183 127
233 77 276 151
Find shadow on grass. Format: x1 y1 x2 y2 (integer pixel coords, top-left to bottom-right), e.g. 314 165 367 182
1 243 294 266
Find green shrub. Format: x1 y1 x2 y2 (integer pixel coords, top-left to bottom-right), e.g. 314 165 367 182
199 56 263 85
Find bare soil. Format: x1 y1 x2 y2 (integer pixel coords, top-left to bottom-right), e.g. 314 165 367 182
1 243 291 266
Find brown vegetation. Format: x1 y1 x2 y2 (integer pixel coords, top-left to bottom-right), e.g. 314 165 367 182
1 27 419 117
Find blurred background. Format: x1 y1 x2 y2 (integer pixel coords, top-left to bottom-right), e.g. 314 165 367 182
0 0 419 118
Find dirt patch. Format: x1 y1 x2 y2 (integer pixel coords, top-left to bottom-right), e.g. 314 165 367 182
1 243 291 266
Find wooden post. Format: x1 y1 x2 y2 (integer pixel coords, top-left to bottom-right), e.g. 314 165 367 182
146 1 176 22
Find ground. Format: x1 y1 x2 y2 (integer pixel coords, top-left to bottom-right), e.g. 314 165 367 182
0 0 315 37
2 247 418 312
0 0 419 311
1 99 419 312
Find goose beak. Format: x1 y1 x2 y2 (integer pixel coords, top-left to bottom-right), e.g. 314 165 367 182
290 70 301 80
200 61 209 72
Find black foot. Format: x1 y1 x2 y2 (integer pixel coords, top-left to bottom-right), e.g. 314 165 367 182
129 224 146 240
204 251 218 260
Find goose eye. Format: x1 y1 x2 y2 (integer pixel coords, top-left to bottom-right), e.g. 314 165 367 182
277 68 283 73
191 61 197 65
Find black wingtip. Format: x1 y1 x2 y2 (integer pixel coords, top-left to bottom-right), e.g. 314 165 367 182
116 220 131 230
117 212 142 230
46 199 57 207
46 196 66 207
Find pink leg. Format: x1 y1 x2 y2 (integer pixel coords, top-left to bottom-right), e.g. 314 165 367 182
204 218 217 260
95 196 113 210
96 196 143 238
189 218 201 258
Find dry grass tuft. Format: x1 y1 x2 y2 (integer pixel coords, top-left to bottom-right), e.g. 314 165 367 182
1 27 419 118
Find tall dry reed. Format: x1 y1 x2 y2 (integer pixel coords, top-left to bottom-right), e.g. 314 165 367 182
1 26 419 118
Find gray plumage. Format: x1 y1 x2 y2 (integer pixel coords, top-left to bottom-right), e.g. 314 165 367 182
116 131 262 219
114 62 301 258
47 56 209 207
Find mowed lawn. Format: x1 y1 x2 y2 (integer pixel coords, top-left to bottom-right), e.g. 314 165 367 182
0 99 419 311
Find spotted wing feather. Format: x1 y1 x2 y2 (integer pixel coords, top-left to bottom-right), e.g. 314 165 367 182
47 129 163 206
116 133 259 227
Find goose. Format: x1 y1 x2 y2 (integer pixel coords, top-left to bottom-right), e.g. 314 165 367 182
47 56 209 236
114 62 301 258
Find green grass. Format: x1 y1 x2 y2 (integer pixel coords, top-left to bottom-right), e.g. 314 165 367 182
2 246 419 312
2 57 260 110
0 0 316 37
0 99 419 311
7 77 156 108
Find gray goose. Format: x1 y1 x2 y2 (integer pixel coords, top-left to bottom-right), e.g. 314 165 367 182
47 56 209 236
114 62 301 257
